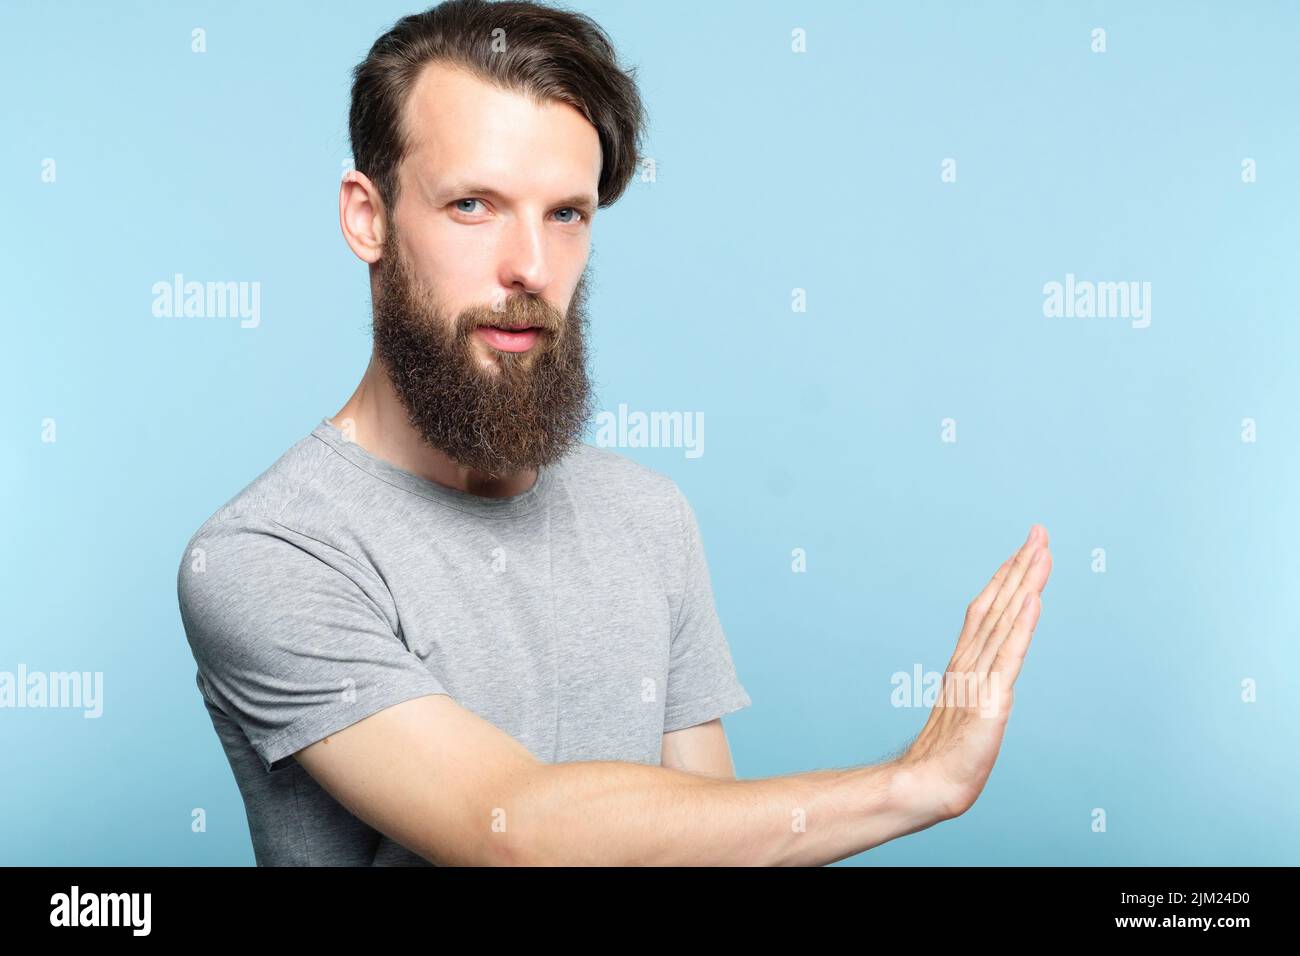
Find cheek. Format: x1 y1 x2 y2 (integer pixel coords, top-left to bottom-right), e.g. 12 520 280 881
409 235 496 310
426 221 496 265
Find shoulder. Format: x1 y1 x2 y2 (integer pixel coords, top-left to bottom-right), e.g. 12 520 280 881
182 431 333 545
175 430 371 618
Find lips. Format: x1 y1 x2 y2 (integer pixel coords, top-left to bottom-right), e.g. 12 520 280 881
475 324 544 353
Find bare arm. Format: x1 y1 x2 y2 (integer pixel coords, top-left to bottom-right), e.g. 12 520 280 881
661 718 737 780
296 695 928 866
295 525 1052 866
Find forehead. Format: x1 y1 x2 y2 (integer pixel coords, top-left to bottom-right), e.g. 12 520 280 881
400 61 602 198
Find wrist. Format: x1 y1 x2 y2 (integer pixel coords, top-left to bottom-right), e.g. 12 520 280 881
883 758 954 831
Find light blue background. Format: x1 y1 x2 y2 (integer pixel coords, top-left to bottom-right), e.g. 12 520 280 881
2 0 1296 865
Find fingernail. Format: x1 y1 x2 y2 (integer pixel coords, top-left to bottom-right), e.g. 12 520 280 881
1025 525 1037 545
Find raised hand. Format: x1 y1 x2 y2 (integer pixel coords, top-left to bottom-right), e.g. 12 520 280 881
896 524 1053 821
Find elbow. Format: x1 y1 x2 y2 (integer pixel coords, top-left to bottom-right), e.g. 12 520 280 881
450 763 550 867
487 830 532 866
468 809 532 866
483 762 561 866
410 825 528 867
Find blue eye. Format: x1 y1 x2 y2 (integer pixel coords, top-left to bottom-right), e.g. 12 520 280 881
452 199 585 223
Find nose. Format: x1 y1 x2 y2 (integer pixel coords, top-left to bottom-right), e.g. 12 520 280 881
496 214 551 299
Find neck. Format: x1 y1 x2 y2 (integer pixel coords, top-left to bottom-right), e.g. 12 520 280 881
329 353 539 499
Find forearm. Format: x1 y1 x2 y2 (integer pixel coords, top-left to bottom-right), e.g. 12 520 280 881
498 758 947 866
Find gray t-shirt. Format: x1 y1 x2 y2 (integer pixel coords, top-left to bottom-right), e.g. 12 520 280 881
176 417 750 866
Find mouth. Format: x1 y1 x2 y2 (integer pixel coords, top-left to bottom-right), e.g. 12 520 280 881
475 324 544 353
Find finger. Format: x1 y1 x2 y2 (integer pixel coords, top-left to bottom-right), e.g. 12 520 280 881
967 528 1043 653
977 547 1051 674
958 526 1040 647
990 590 1043 689
960 556 1011 641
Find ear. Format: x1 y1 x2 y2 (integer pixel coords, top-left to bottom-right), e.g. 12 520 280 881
339 170 388 264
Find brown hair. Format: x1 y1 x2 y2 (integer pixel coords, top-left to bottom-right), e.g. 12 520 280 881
349 0 647 217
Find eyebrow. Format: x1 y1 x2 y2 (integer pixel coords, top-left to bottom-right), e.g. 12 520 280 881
435 182 598 217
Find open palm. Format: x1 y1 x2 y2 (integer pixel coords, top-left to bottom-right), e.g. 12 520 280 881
898 525 1053 820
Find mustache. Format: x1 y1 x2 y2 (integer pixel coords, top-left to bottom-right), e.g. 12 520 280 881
377 240 566 339
459 292 565 337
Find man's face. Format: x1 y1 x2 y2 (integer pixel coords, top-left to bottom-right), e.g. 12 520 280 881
369 63 602 477
371 226 593 477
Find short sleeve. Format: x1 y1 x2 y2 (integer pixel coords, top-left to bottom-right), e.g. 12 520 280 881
177 515 449 773
661 486 752 733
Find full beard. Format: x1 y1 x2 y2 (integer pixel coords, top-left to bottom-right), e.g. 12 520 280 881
370 230 595 479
